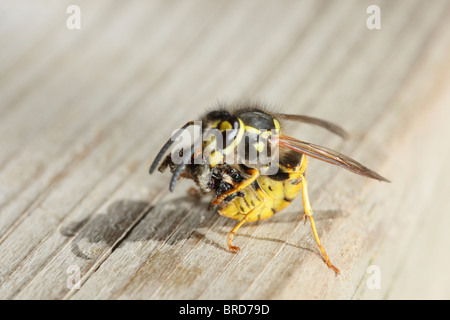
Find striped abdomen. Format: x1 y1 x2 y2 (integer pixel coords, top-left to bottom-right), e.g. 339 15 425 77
219 153 305 222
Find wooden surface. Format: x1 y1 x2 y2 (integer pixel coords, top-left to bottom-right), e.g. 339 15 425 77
1 0 450 300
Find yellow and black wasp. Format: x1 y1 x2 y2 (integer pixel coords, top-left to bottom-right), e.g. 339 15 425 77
149 105 389 274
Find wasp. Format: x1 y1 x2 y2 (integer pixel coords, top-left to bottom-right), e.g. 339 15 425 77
149 106 389 274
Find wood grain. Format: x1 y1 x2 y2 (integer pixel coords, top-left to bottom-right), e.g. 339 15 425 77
0 0 449 300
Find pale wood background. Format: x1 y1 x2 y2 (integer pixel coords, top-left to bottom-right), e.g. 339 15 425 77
1 0 449 300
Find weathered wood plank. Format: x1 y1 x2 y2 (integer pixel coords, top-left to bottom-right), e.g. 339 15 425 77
0 0 449 300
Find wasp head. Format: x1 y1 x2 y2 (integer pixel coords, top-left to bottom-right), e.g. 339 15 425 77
202 108 280 170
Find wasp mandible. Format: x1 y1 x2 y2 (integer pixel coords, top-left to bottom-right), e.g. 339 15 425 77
149 106 389 274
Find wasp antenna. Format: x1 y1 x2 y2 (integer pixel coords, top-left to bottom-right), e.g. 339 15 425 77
149 121 196 174
169 134 203 192
170 163 185 192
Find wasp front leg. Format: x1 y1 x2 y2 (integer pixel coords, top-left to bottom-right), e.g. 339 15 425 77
212 168 260 206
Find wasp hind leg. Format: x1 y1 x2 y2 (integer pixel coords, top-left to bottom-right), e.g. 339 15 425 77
300 175 340 275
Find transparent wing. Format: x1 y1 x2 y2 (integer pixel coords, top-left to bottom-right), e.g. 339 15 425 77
274 113 349 139
277 135 390 182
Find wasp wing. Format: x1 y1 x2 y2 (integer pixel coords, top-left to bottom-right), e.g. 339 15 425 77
274 114 349 139
278 135 390 182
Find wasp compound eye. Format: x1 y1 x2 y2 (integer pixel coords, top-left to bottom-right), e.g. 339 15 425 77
219 116 240 150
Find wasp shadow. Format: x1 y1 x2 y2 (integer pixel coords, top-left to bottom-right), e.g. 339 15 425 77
60 196 219 259
61 196 345 260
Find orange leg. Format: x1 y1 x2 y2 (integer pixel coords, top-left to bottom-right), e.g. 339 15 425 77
213 168 260 205
227 219 247 252
226 192 267 252
300 175 340 275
